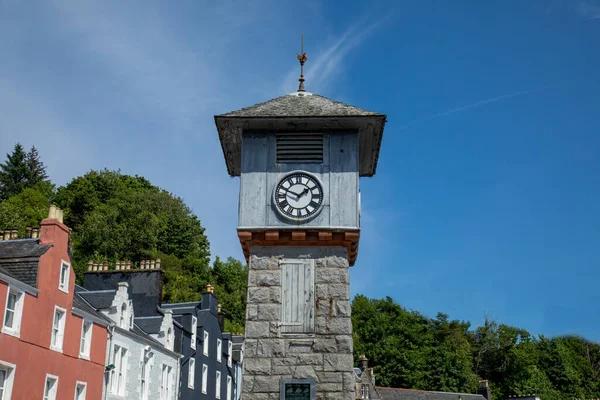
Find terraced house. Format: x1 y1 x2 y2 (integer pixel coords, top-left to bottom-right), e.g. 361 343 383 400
0 207 107 399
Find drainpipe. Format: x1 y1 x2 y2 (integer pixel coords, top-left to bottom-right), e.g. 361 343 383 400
103 324 115 400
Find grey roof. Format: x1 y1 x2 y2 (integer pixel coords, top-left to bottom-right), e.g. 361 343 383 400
376 388 485 400
214 92 387 177
134 316 164 334
77 290 116 309
73 293 112 325
162 302 200 315
219 93 383 118
0 239 53 287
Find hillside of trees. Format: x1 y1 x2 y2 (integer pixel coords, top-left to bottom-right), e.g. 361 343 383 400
1 143 599 399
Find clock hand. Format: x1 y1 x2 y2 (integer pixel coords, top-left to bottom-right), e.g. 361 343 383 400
298 188 310 197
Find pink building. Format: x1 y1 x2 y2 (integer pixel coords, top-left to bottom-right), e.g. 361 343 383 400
0 207 108 400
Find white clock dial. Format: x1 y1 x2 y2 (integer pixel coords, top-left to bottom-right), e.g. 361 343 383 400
274 172 324 220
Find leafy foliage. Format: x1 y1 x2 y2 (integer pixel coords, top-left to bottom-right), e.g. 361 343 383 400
352 295 600 399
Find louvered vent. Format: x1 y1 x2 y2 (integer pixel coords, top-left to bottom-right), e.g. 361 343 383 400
276 133 323 164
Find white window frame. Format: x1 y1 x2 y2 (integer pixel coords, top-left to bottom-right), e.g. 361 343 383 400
43 374 59 400
190 316 197 350
140 348 152 400
2 286 25 337
188 358 195 389
58 260 70 293
227 376 232 400
160 364 173 400
50 305 67 352
74 381 86 400
110 345 127 396
217 338 222 363
203 331 209 356
119 303 127 329
228 341 232 368
201 364 208 394
79 320 93 359
215 371 221 399
0 360 16 400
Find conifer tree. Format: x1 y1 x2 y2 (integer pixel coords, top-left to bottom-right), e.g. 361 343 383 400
0 143 28 200
25 146 48 186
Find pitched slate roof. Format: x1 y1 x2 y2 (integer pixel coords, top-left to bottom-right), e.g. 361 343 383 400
134 316 164 334
0 239 53 287
162 301 200 315
218 93 383 118
376 387 485 400
77 290 117 310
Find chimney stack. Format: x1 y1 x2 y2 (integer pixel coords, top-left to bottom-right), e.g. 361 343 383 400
477 380 492 400
358 354 369 371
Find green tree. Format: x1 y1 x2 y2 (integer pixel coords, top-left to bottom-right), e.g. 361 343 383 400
0 143 28 200
211 256 248 333
25 146 48 186
0 181 55 233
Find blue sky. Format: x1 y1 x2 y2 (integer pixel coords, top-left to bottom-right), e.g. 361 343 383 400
1 0 599 341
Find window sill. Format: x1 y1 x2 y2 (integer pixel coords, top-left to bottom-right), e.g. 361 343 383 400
79 353 90 360
58 285 69 294
188 384 195 390
50 344 63 353
1 326 20 337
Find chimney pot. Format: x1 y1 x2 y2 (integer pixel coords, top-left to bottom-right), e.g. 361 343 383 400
218 303 222 313
87 261 93 271
205 284 214 293
92 263 98 271
155 259 161 269
103 261 109 271
32 228 39 238
127 261 131 270
25 227 32 238
48 205 57 219
150 259 156 269
57 209 64 224
10 230 18 240
0 230 5 240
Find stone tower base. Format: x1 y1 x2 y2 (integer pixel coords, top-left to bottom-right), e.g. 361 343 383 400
242 246 355 400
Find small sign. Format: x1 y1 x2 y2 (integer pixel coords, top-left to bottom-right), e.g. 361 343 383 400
280 378 316 400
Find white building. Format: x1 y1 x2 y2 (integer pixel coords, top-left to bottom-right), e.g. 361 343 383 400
75 282 181 400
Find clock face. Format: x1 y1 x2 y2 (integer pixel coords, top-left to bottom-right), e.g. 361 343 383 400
274 172 324 220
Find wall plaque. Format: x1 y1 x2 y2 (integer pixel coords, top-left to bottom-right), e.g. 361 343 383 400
280 378 316 400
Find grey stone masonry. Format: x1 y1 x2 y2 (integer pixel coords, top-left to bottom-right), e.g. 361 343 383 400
242 246 355 400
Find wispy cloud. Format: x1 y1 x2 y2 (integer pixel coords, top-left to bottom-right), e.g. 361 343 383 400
397 86 551 131
576 0 600 19
280 15 390 95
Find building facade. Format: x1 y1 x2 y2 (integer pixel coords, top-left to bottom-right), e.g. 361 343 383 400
215 62 387 399
0 207 108 400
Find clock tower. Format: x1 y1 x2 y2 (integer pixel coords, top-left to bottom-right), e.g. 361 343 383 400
215 48 386 400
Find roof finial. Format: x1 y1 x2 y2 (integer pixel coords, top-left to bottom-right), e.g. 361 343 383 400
297 34 308 92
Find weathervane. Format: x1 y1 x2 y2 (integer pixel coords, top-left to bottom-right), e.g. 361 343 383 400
297 34 308 92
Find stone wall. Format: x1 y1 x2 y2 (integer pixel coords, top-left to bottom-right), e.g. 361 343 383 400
242 246 355 400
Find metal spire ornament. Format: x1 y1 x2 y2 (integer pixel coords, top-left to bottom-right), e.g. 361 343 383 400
297 34 308 92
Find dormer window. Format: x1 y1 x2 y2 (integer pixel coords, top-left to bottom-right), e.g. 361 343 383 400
166 328 172 350
191 316 197 350
120 304 127 329
58 261 70 293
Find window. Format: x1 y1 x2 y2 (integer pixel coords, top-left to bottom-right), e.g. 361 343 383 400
110 345 127 395
2 287 24 337
226 376 232 400
190 316 197 350
74 382 86 400
361 384 369 399
201 364 208 394
215 371 221 399
281 259 315 333
161 365 173 400
188 358 195 389
0 361 16 400
166 328 172 350
141 349 152 400
227 341 233 368
43 375 58 400
59 261 70 293
79 320 93 359
50 306 66 352
217 338 222 363
119 304 127 329
276 132 324 164
203 331 209 356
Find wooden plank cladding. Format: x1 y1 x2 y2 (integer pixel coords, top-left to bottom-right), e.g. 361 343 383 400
237 229 361 266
